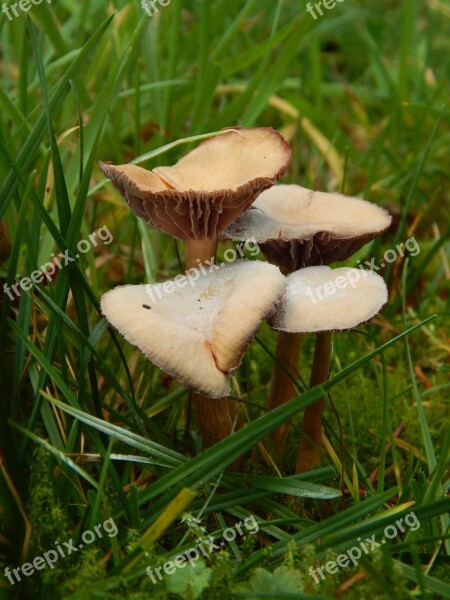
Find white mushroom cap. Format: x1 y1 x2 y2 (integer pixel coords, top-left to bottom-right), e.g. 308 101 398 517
101 260 286 398
99 127 291 240
269 266 388 333
222 185 392 270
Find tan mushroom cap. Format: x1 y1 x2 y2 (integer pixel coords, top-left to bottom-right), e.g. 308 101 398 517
98 127 291 241
269 266 388 333
101 260 286 398
222 185 392 270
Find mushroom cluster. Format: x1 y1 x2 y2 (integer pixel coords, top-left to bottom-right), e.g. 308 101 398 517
221 184 391 469
100 127 391 473
100 127 292 450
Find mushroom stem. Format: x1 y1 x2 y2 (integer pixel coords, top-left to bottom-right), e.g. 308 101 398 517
183 237 242 455
192 392 240 447
296 330 333 473
184 238 218 269
267 331 301 458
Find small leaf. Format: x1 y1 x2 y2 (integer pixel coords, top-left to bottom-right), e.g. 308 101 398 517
234 565 305 594
165 558 212 599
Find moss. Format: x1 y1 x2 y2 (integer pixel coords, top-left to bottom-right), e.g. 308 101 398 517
27 446 70 553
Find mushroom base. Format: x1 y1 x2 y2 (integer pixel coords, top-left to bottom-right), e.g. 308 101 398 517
266 332 302 459
296 330 333 473
191 392 244 470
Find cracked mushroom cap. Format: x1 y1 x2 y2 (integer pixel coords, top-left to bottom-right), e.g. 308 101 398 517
101 260 286 398
99 127 291 241
269 266 388 333
222 185 392 271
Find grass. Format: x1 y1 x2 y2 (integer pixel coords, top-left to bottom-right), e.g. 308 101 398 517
0 0 449 598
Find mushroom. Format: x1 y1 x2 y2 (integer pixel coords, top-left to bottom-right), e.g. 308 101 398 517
101 260 286 448
268 265 388 473
99 127 292 449
222 184 392 271
98 127 292 268
221 184 392 458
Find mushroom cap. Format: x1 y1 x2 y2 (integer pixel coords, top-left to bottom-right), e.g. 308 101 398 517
99 127 291 241
269 266 388 333
101 260 286 398
222 185 392 270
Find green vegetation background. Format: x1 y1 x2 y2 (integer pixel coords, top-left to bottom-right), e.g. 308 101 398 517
0 0 449 598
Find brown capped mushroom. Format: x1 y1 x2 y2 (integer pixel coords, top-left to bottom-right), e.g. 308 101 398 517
99 127 292 264
268 265 388 473
223 184 391 459
99 127 292 450
101 260 286 447
222 184 392 271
